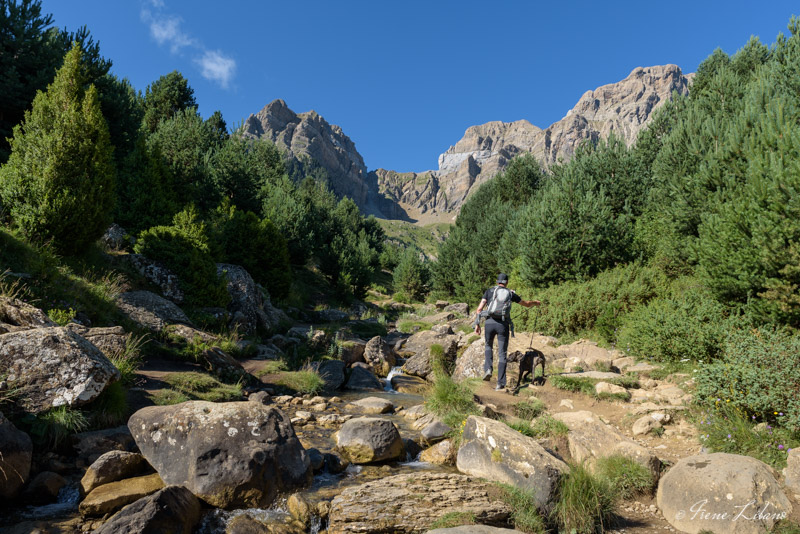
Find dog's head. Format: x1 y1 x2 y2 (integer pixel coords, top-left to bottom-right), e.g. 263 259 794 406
507 350 524 363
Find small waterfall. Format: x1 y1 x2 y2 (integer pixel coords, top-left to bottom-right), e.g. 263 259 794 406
383 366 404 393
20 483 80 520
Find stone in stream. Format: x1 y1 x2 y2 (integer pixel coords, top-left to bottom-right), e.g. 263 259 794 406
363 335 396 377
0 411 32 499
344 365 383 391
80 450 148 495
350 396 394 414
336 417 405 464
79 472 164 517
420 439 456 465
390 373 429 395
92 485 201 534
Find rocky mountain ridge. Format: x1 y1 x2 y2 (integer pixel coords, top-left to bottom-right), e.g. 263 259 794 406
243 64 692 221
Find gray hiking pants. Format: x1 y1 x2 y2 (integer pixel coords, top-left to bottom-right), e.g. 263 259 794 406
484 318 509 387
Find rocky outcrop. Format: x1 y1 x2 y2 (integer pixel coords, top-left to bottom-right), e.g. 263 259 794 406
125 254 184 303
0 327 120 413
0 412 32 499
116 291 192 332
80 451 148 495
401 331 459 380
0 297 55 334
93 486 201 534
657 453 792 534
217 263 288 335
241 99 369 206
456 416 568 512
452 338 487 381
336 417 404 463
128 401 312 509
65 324 129 359
328 472 512 534
363 336 396 376
312 359 347 392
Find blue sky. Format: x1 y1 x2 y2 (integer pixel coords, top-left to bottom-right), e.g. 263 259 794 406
41 1 799 173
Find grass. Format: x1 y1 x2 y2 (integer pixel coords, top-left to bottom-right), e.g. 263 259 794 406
551 463 616 534
695 403 800 470
549 373 638 401
87 382 129 428
255 360 288 377
109 334 147 386
424 372 481 432
349 320 388 339
506 414 569 439
594 455 655 500
429 512 477 529
27 405 90 449
771 520 800 534
276 366 326 395
513 397 546 420
153 372 244 404
647 360 698 381
397 319 432 334
151 389 191 406
495 484 547 534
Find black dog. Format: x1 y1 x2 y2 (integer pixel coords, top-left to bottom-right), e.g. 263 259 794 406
507 349 546 394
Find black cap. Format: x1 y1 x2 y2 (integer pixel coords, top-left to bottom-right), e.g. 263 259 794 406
497 273 509 284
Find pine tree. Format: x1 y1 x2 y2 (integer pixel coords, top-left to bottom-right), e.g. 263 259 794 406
0 42 115 253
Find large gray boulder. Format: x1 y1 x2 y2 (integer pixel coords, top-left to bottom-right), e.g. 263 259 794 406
0 327 120 413
336 417 405 463
657 453 792 534
452 338 485 381
344 365 383 391
328 472 512 534
785 448 800 498
116 291 192 332
65 324 129 359
402 333 459 380
128 401 312 509
363 336 396 377
217 263 288 335
93 485 201 534
311 359 347 392
0 411 32 499
456 416 568 513
552 410 660 477
126 254 184 303
0 297 55 334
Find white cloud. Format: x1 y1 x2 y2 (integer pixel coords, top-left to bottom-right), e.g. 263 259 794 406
195 50 236 89
140 2 236 89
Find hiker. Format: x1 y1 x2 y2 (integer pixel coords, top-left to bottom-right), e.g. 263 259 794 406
473 273 541 391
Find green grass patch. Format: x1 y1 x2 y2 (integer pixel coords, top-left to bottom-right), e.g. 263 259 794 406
513 397 546 420
349 320 388 339
594 455 655 500
550 374 638 401
530 414 570 438
424 372 481 432
397 320 432 333
256 360 288 377
159 372 244 403
429 511 477 529
695 404 800 470
276 367 326 395
552 462 616 534
26 405 89 449
151 389 191 406
771 520 800 534
109 334 147 386
495 484 547 534
88 382 129 428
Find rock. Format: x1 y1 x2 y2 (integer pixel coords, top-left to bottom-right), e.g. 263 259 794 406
785 449 800 498
427 528 520 534
116 291 192 332
125 254 184 303
328 472 512 534
626 363 660 374
79 472 164 517
309 360 347 392
0 297 55 334
64 324 129 359
390 374 429 395
632 415 664 437
568 371 623 380
197 347 250 384
452 338 486 381
128 401 312 509
338 338 366 366
163 324 217 345
559 399 574 409
336 417 405 463
435 301 450 309
324 452 350 474
420 439 456 465
444 303 469 315
553 411 660 477
421 421 452 444
363 336 396 377
421 311 455 324
0 411 32 498
431 324 454 335
456 416 568 512
92 485 201 534
595 381 628 397
21 471 66 504
556 340 615 367
80 451 148 495
72 426 136 465
402 334 459 380
401 404 427 421
315 309 350 322
306 448 325 472
287 493 312 527
217 264 288 335
657 453 792 534
102 223 130 250
0 327 120 414
344 366 383 391
612 356 635 371
351 397 394 414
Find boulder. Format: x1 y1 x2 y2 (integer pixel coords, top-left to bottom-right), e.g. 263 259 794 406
315 308 350 322
435 300 450 309
126 254 184 303
79 472 165 517
421 311 456 324
444 303 469 315
421 420 452 444
197 347 250 384
553 411 660 476
452 338 485 381
163 324 216 345
0 327 120 413
217 263 288 334
420 439 456 465
80 450 148 495
92 485 201 534
402 335 459 380
338 338 367 366
311 359 347 392
632 415 664 437
328 473 512 534
128 401 312 509
101 223 130 250
116 291 192 332
350 397 394 414
344 366 383 391
336 417 405 463
72 425 136 465
363 336 396 377
390 374 429 395
785 449 800 498
21 471 66 504
456 416 568 512
595 381 628 397
431 324 455 335
556 339 614 367
0 411 32 498
65 324 130 359
657 453 792 534
0 297 55 334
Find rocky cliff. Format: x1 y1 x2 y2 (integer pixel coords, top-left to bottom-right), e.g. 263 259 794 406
243 65 691 220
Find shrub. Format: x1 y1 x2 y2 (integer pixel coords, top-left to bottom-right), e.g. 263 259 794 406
695 327 800 433
47 307 76 326
27 405 89 449
594 455 655 499
616 279 729 362
513 397 546 420
496 484 547 534
109 334 146 386
551 463 616 534
392 248 430 301
424 372 480 430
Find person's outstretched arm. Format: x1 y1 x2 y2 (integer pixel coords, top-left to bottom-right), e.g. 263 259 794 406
519 299 542 308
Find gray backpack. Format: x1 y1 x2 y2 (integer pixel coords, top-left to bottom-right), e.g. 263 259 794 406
487 285 513 321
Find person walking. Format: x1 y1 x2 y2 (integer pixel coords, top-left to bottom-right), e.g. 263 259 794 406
473 273 541 391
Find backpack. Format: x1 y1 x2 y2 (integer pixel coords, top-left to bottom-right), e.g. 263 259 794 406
487 285 513 321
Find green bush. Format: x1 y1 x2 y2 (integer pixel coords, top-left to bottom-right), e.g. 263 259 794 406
594 455 655 500
551 463 616 534
392 248 430 301
616 279 729 362
424 373 480 430
696 327 800 433
496 484 547 534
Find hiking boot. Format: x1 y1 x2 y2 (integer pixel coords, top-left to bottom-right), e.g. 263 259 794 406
495 385 506 392
482 369 492 381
